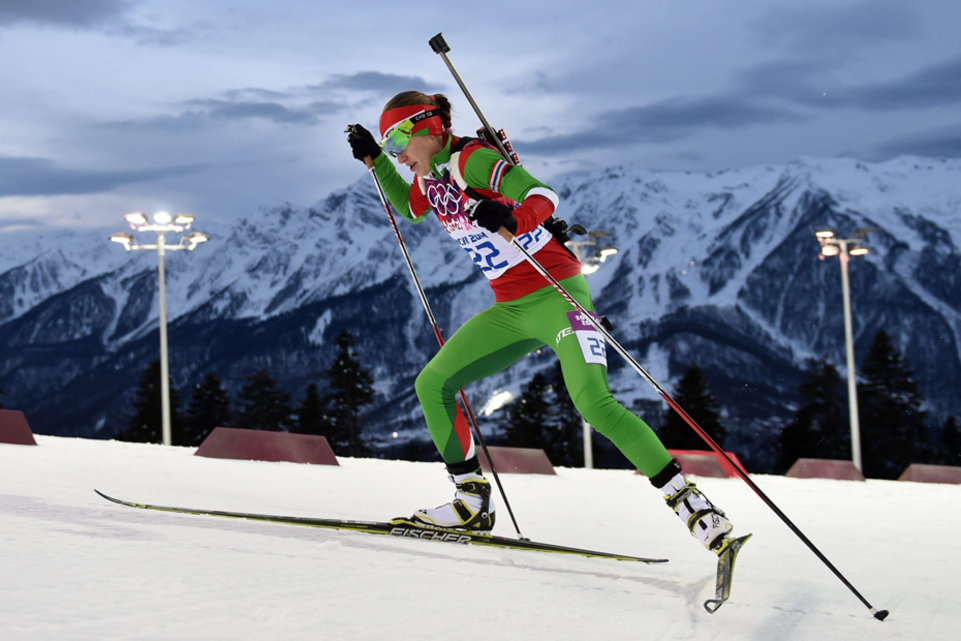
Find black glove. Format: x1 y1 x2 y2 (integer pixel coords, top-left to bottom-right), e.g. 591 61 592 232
470 199 517 235
346 124 381 162
542 216 571 244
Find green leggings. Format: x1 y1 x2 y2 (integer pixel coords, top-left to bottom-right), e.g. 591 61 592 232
414 275 673 477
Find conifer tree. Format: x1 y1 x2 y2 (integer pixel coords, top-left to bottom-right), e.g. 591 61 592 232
117 359 184 443
858 329 927 479
183 372 231 446
293 382 330 436
779 356 849 471
938 416 960 466
503 371 552 449
322 330 374 456
236 369 292 432
660 366 725 450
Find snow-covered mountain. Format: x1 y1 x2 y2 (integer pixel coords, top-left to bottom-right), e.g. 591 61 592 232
1 156 959 468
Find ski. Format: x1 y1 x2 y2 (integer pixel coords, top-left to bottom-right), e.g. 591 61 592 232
95 490 667 564
704 533 752 613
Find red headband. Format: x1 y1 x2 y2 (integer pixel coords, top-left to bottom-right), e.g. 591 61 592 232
379 104 445 138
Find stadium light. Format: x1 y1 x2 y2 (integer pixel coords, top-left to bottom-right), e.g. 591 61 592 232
815 226 874 471
109 212 209 446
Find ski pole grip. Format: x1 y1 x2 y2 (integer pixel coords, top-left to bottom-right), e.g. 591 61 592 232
429 33 450 54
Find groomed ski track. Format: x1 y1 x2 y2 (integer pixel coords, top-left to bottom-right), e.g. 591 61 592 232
1 435 956 640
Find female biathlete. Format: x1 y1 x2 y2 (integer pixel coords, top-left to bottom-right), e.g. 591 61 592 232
346 90 735 555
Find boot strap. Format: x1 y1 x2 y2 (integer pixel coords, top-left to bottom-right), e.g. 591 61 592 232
664 482 695 510
456 480 491 497
687 508 716 532
452 499 474 522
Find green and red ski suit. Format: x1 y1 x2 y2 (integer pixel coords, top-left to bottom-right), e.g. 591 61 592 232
372 135 672 477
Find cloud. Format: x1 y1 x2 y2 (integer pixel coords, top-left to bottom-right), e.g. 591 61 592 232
736 55 961 112
752 0 922 52
106 88 347 131
0 217 45 233
518 96 804 154
0 0 188 46
876 126 961 158
0 0 131 28
318 71 442 95
843 56 961 111
223 87 296 102
0 156 206 197
109 22 190 47
102 72 434 133
181 99 326 125
734 59 836 105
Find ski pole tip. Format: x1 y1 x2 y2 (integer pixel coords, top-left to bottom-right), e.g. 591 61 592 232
873 609 889 621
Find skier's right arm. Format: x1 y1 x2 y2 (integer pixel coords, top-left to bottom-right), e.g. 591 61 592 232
346 123 429 223
371 154 430 223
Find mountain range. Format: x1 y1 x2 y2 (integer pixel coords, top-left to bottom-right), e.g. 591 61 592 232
2 155 959 470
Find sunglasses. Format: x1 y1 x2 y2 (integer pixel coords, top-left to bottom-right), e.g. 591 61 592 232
379 109 439 157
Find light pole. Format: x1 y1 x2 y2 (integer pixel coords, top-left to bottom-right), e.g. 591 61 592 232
566 227 619 468
816 226 873 471
110 212 208 446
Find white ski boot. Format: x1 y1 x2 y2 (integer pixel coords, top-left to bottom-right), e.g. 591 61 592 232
412 471 495 531
652 459 733 553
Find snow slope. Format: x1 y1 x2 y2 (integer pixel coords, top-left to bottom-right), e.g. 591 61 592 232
1 436 957 641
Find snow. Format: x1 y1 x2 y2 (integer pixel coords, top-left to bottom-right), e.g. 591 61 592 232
1 437 957 640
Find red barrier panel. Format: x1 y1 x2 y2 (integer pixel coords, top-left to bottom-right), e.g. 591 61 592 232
786 458 865 481
898 463 961 484
634 450 746 478
195 427 339 465
669 452 727 478
668 449 748 478
0 409 37 446
479 446 556 475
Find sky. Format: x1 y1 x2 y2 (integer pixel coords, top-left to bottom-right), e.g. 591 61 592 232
1 0 959 232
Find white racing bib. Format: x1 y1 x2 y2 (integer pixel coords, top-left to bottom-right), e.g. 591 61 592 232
565 310 608 366
423 175 551 280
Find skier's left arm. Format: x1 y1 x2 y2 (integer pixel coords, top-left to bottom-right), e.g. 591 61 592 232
461 147 559 235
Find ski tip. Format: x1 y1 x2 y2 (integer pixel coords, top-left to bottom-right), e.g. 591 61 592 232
732 532 753 550
94 489 123 505
874 609 890 621
704 532 753 614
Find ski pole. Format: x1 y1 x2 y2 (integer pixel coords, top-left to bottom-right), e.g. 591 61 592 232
429 31 887 620
357 149 527 540
494 224 888 620
429 33 520 167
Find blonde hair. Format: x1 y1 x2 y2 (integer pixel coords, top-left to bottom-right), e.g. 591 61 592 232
383 91 453 130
